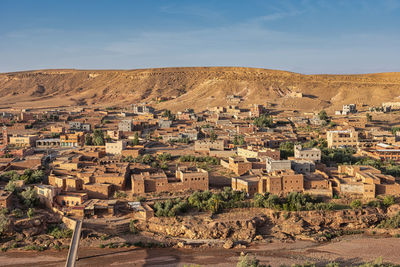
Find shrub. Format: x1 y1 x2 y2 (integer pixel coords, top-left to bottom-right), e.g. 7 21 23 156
129 219 139 234
378 212 400 229
114 191 127 199
367 200 382 208
350 199 362 209
157 153 172 161
5 181 17 193
153 199 190 217
24 245 45 251
12 208 24 218
383 195 395 207
19 187 39 207
236 253 265 267
0 208 8 216
136 196 146 202
27 208 34 218
279 142 294 159
47 225 73 239
0 214 10 235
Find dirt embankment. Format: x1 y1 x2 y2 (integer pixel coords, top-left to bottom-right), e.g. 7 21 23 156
137 205 400 245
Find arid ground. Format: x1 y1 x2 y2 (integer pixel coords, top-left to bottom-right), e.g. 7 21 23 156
1 236 399 266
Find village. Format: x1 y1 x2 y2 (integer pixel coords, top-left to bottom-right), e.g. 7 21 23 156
1 98 400 254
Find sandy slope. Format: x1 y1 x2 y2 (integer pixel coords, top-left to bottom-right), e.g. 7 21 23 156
0 67 399 111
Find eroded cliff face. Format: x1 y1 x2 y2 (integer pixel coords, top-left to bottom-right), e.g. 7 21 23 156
137 206 399 244
0 67 399 111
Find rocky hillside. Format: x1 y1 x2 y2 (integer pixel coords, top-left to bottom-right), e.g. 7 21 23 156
0 67 400 111
136 205 400 246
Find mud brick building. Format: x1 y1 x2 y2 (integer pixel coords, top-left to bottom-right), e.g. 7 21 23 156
132 167 208 194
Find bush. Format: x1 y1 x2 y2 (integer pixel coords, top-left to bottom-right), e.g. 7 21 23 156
153 199 190 217
27 208 34 218
253 114 274 128
129 219 139 234
4 181 17 193
12 208 24 218
0 214 10 235
279 142 294 159
0 208 8 216
367 200 382 208
20 187 39 207
383 195 395 207
2 169 44 184
47 225 73 239
350 199 362 209
136 196 146 202
114 191 127 199
157 153 172 161
236 253 266 267
179 155 219 165
378 212 400 229
24 245 45 251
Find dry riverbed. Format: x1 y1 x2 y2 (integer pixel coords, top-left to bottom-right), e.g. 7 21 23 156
0 235 399 266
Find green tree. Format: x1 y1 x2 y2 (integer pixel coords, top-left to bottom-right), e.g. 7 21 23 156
279 142 294 159
27 208 34 218
30 170 44 183
366 113 372 122
253 193 265 208
253 115 273 128
233 135 239 146
129 219 139 234
151 161 159 168
5 181 17 193
132 132 139 146
350 199 362 209
238 135 245 146
210 129 217 141
114 191 127 199
207 194 223 214
157 153 172 161
160 161 168 170
162 110 175 120
0 214 9 235
383 195 395 207
392 127 400 136
318 110 328 121
93 130 105 146
85 134 93 146
236 253 266 267
93 136 104 146
20 187 39 208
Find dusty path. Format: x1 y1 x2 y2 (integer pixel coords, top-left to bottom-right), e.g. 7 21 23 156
0 236 399 266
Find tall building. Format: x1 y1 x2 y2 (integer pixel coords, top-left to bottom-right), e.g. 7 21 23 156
327 129 358 148
294 145 321 162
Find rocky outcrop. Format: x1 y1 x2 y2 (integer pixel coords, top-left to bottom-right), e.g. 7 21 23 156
139 208 388 243
267 208 385 241
139 215 268 242
10 212 61 237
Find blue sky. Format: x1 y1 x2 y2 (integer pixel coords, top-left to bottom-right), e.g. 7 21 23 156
0 0 399 74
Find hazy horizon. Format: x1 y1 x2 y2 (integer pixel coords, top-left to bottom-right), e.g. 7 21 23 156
1 0 399 74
